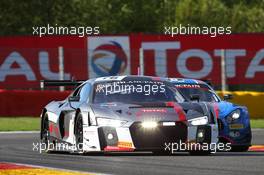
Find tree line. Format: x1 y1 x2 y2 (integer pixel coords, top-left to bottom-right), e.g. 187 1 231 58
0 0 263 35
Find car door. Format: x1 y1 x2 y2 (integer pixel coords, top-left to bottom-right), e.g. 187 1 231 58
54 84 84 142
60 83 92 142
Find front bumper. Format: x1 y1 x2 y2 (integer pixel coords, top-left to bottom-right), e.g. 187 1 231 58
82 122 218 152
129 121 187 150
218 119 252 146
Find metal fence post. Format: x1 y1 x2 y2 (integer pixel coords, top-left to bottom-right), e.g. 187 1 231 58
221 49 227 92
139 48 144 75
59 46 65 91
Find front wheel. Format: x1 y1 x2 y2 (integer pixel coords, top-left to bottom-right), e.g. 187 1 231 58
231 145 250 152
74 113 83 153
41 113 51 153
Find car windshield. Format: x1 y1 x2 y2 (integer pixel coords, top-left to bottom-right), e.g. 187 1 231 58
93 80 185 104
174 84 220 102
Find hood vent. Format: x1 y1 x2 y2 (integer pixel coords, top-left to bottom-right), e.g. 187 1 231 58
115 109 122 114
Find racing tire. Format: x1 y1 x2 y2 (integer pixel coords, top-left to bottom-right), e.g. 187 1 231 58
231 145 249 152
74 113 84 153
41 113 51 153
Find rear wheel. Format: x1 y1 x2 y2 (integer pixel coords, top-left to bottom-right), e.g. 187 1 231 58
75 113 83 152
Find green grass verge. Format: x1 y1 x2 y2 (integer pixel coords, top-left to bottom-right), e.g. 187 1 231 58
0 117 263 131
250 119 264 129
0 117 40 131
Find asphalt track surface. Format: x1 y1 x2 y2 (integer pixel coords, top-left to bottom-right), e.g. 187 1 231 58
0 130 263 175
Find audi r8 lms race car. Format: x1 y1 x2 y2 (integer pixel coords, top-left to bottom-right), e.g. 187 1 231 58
169 78 252 152
40 75 220 155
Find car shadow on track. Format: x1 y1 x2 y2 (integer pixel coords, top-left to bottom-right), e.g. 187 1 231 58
213 152 264 157
47 151 264 157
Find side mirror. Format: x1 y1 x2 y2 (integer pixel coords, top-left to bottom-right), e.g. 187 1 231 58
190 94 200 102
223 94 233 101
69 96 80 102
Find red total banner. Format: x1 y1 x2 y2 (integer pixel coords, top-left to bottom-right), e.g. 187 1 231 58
0 34 264 89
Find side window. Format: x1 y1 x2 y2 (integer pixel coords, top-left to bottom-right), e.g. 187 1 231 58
72 85 83 97
79 83 91 102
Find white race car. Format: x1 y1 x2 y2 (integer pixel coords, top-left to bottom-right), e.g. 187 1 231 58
40 76 219 155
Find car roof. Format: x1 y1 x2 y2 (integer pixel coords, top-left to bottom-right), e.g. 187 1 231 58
168 78 206 84
83 75 167 84
82 76 211 88
168 78 216 90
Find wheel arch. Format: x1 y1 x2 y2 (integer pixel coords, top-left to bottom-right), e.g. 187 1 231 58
40 108 48 140
74 109 81 130
75 104 92 125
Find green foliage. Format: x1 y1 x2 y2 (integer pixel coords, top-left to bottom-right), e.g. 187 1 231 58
0 0 263 35
174 0 230 27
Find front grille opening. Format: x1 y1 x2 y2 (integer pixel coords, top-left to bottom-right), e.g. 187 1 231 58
129 121 187 150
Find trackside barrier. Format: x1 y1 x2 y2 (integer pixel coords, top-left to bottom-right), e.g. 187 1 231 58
0 90 70 116
217 91 264 119
0 90 263 118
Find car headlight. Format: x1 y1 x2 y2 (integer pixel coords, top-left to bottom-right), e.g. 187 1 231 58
188 116 208 126
96 117 127 127
227 109 240 123
141 121 158 128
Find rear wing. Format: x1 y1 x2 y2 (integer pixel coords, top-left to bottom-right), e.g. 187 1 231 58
40 80 85 89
